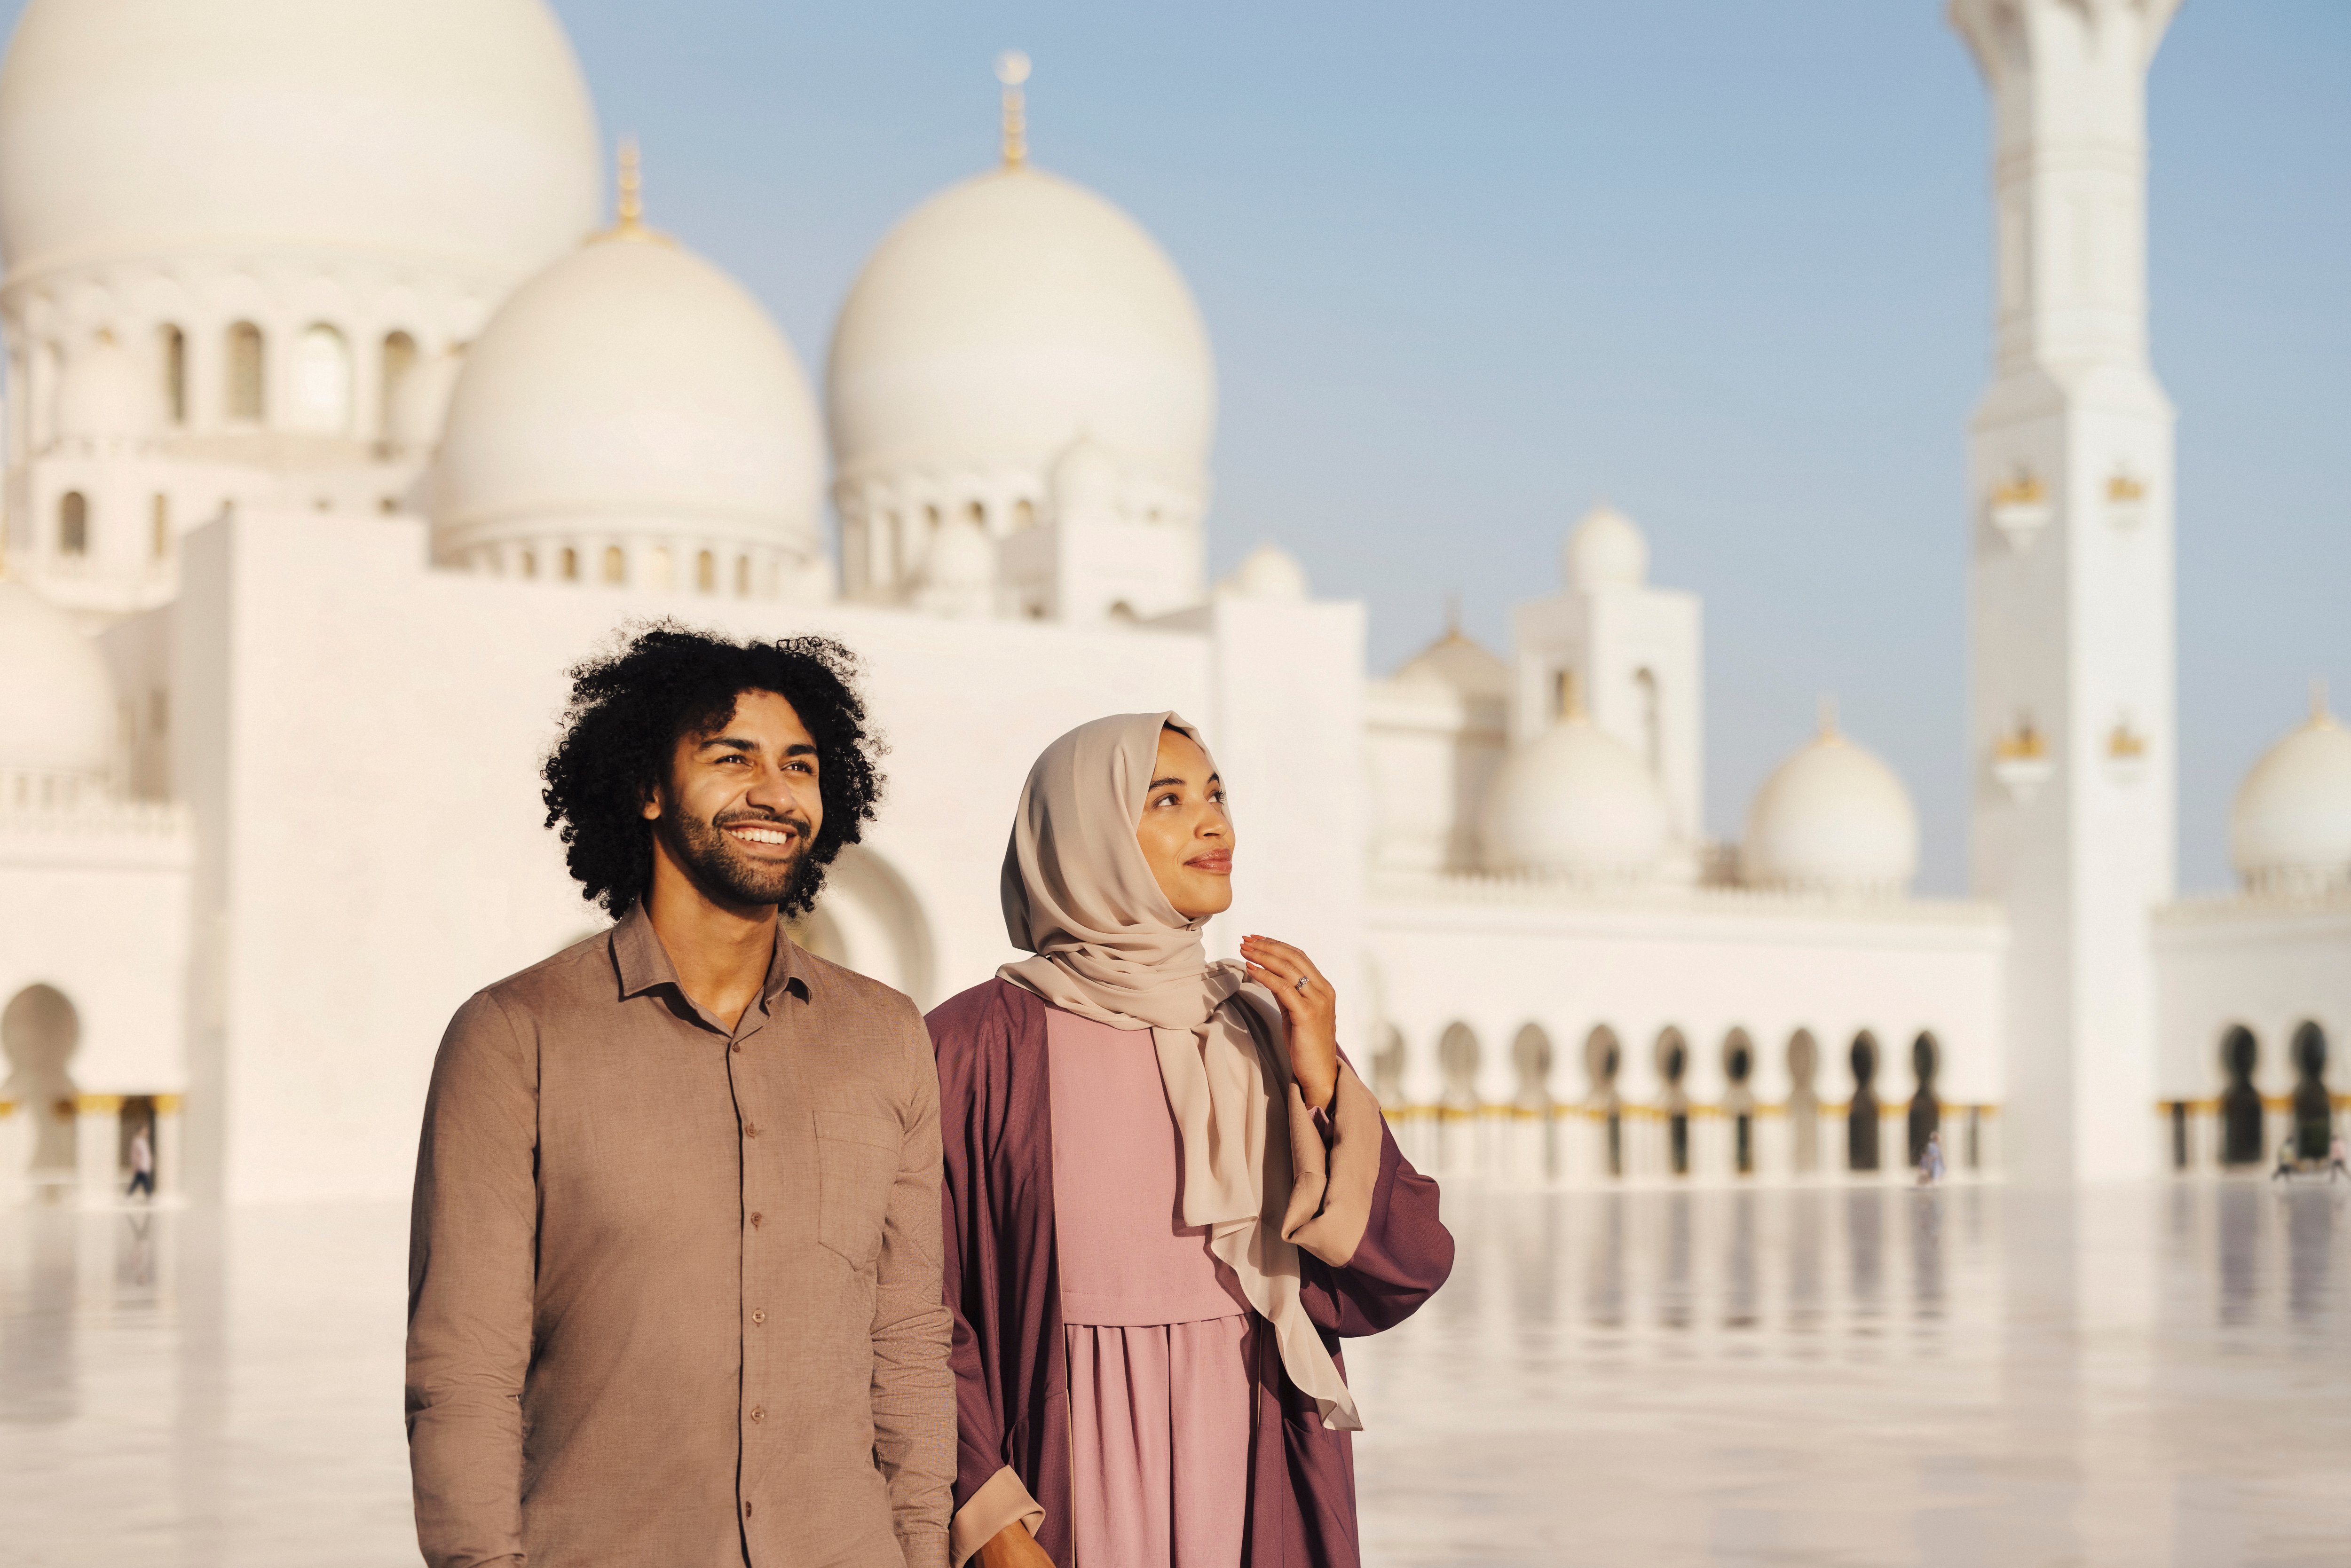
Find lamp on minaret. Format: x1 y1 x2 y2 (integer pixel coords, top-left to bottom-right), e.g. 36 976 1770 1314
996 50 1030 169
1950 0 2182 1184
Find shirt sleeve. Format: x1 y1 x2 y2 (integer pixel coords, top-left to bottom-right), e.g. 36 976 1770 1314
871 1003 956 1568
405 991 538 1568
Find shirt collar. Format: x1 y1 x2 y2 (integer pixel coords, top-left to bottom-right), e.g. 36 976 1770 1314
610 902 811 1014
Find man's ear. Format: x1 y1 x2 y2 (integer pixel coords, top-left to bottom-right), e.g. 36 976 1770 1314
639 776 664 823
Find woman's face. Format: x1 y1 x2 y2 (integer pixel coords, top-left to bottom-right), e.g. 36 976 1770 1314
1135 726 1236 921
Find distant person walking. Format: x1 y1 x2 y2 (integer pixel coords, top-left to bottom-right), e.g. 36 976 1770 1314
2329 1132 2347 1183
2271 1138 2296 1182
125 1124 154 1199
1916 1129 1945 1186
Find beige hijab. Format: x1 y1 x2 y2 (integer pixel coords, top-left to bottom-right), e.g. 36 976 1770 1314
998 712 1360 1432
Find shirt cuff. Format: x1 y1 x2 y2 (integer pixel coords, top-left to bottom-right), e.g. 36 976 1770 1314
949 1466 1045 1568
896 1524 950 1568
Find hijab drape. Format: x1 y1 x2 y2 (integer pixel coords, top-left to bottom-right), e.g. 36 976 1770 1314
997 712 1361 1432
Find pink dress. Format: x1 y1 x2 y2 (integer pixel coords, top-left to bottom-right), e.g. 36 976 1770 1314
1046 1006 1255 1568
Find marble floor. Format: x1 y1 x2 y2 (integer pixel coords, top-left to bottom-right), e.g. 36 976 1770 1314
1 1180 2345 1567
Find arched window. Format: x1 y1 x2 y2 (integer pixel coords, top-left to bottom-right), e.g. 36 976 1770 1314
696 550 716 592
1848 1032 1881 1172
1907 1032 1941 1168
1012 498 1036 530
58 492 88 555
2290 1021 2330 1161
2218 1026 2262 1165
1510 1024 1553 1112
1723 1029 1756 1174
1635 667 1662 776
226 322 265 421
1656 1027 1690 1175
379 331 417 439
289 323 351 433
1787 1028 1820 1174
601 546 626 585
647 547 673 591
734 555 750 597
520 550 538 580
1437 1023 1480 1111
158 325 187 425
966 500 986 528
2 984 84 1177
150 494 169 559
560 547 580 583
1584 1025 1623 1177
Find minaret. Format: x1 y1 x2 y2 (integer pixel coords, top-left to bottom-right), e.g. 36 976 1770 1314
1951 0 2181 1181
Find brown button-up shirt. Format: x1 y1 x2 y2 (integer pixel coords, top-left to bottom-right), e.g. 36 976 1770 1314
406 905 954 1568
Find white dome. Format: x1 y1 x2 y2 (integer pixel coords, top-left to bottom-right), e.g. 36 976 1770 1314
431 233 824 558
1394 630 1508 701
827 166 1214 498
54 334 162 441
1221 543 1309 602
1741 722 1919 895
0 0 600 279
1565 503 1649 591
1481 716 1670 878
2230 695 2351 893
0 581 115 780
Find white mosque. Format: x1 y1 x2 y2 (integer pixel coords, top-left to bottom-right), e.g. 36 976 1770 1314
0 0 2341 1210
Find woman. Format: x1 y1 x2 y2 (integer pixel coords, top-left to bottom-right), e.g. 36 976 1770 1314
928 712 1452 1568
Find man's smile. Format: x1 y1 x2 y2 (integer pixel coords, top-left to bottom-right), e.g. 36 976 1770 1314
724 820 801 851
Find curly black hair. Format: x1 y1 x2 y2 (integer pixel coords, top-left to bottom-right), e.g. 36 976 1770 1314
541 623 885 919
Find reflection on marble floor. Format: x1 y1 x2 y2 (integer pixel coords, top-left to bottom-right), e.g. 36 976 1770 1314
3 1184 2347 1568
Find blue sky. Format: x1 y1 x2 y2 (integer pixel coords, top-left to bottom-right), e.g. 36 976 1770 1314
11 1 2343 892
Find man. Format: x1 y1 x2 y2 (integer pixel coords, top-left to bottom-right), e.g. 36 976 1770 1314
407 626 952 1568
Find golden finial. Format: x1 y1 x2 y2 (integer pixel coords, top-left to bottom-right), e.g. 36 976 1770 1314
594 137 671 246
996 51 1031 169
1817 693 1840 738
2313 678 2333 723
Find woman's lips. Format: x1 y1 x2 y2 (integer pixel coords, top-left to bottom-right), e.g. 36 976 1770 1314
1186 851 1233 875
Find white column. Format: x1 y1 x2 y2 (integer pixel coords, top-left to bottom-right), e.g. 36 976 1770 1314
155 1094 186 1202
75 1093 122 1208
0 1100 28 1207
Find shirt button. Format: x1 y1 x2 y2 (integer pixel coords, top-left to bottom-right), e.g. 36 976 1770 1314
749 1212 763 1228
744 1122 760 1138
744 1501 754 1519
750 1406 765 1423
752 1309 766 1325
730 1041 742 1054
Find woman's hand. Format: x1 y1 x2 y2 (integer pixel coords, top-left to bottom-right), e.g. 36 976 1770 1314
1240 934 1339 1110
979 1520 1057 1568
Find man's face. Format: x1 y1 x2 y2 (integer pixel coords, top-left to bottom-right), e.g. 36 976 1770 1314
642 689 826 912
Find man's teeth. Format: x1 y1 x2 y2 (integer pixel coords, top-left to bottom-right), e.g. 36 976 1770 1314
730 826 794 845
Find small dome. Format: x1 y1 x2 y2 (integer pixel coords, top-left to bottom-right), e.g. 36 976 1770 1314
0 0 599 280
1565 503 1649 591
1741 717 1918 895
1221 543 1309 602
1481 716 1670 878
0 581 115 780
1050 435 1121 516
828 166 1214 502
1394 630 1508 701
432 231 823 559
2230 691 2351 893
54 334 163 442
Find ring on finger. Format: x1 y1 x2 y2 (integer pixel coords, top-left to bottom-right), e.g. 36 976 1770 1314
1292 975 1309 993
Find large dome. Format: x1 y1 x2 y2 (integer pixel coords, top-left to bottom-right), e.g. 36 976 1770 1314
1741 720 1918 895
2230 694 2351 894
431 230 824 564
1481 716 1670 880
0 581 114 781
0 0 600 278
827 166 1214 495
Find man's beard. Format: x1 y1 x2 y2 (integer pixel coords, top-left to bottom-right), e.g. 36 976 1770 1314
660 805 820 912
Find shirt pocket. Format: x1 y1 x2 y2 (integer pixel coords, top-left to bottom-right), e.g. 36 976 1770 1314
815 1110 900 1271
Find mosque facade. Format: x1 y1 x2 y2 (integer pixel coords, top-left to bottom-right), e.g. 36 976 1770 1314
0 0 2341 1208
